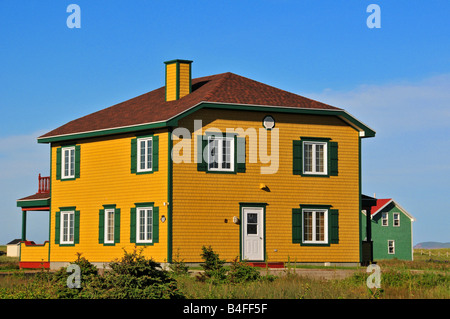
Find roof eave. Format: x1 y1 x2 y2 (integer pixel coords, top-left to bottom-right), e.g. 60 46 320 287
37 120 169 144
37 101 376 144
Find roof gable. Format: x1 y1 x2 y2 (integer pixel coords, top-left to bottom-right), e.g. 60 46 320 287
370 198 415 221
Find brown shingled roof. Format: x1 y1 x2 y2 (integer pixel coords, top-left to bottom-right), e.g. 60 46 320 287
17 192 51 202
39 72 341 139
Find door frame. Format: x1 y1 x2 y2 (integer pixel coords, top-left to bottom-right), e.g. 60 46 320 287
239 202 267 262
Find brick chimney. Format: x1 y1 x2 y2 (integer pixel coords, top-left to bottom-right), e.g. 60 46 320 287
164 59 193 101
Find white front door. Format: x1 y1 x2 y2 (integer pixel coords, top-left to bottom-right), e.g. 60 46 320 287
242 207 264 261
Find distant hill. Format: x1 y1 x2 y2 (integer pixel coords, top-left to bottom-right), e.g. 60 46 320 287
414 242 450 249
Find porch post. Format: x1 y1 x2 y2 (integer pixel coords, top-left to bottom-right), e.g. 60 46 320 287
21 210 27 241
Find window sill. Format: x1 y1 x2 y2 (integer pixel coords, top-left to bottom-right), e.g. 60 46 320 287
205 170 237 174
300 242 331 247
135 242 155 246
135 170 155 175
301 173 330 178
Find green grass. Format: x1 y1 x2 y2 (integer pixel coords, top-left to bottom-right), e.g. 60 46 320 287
0 246 20 272
0 248 448 299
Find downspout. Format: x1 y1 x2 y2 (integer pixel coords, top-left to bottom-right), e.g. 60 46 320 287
48 144 52 266
359 136 362 264
167 128 173 263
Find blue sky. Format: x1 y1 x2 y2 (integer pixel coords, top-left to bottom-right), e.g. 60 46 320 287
0 1 449 245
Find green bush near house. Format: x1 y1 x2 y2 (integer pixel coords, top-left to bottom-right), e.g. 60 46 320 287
197 245 228 283
52 248 185 299
227 257 263 283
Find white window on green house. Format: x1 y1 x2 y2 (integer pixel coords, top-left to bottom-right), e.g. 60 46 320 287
382 212 388 226
62 146 75 179
137 207 153 243
104 208 115 244
303 209 328 244
208 136 234 172
61 211 75 244
388 240 395 254
393 213 400 227
137 137 153 173
303 142 327 175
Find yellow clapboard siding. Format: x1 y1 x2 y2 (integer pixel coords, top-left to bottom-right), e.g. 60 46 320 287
50 131 169 264
165 63 177 101
20 242 49 262
172 108 361 263
178 63 191 98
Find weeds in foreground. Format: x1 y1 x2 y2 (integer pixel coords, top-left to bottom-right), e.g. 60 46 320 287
0 248 448 299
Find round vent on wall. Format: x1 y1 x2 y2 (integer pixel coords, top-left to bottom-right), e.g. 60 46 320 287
263 115 275 129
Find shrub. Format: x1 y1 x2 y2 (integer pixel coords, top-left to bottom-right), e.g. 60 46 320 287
169 250 190 277
53 248 185 299
89 248 185 299
52 253 99 299
227 258 261 283
198 245 227 283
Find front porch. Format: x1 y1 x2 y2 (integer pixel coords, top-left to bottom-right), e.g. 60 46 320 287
16 174 51 269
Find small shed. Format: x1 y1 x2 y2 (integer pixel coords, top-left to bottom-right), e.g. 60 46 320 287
6 239 22 257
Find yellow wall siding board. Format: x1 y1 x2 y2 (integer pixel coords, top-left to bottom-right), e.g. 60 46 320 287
20 242 49 262
172 109 361 263
166 63 177 101
50 131 169 264
178 63 191 98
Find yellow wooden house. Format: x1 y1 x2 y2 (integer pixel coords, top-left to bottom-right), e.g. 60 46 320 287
16 59 375 269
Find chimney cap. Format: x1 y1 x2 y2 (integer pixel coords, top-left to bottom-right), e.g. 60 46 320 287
164 59 193 65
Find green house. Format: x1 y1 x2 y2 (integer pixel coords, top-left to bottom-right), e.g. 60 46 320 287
362 196 415 261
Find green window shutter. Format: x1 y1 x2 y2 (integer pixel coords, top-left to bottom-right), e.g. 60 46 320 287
329 142 338 176
130 138 137 174
98 209 105 244
292 208 302 244
130 207 136 243
329 209 339 244
152 135 159 172
152 206 159 243
54 211 60 244
114 208 121 243
236 136 246 173
75 145 81 178
197 135 207 171
56 148 62 180
74 210 80 244
293 140 302 175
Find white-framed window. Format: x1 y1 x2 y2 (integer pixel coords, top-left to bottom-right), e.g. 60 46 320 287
388 240 395 254
382 212 388 226
303 142 327 175
104 208 115 244
137 137 153 173
393 213 400 227
208 136 234 172
60 210 75 244
303 209 328 244
62 146 75 179
136 207 153 244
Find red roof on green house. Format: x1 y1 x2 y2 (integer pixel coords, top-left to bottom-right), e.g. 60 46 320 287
369 198 393 216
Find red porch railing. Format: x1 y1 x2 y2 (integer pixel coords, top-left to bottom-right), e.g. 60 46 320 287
38 174 50 193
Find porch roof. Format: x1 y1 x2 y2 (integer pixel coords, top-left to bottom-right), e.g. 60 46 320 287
17 192 50 210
